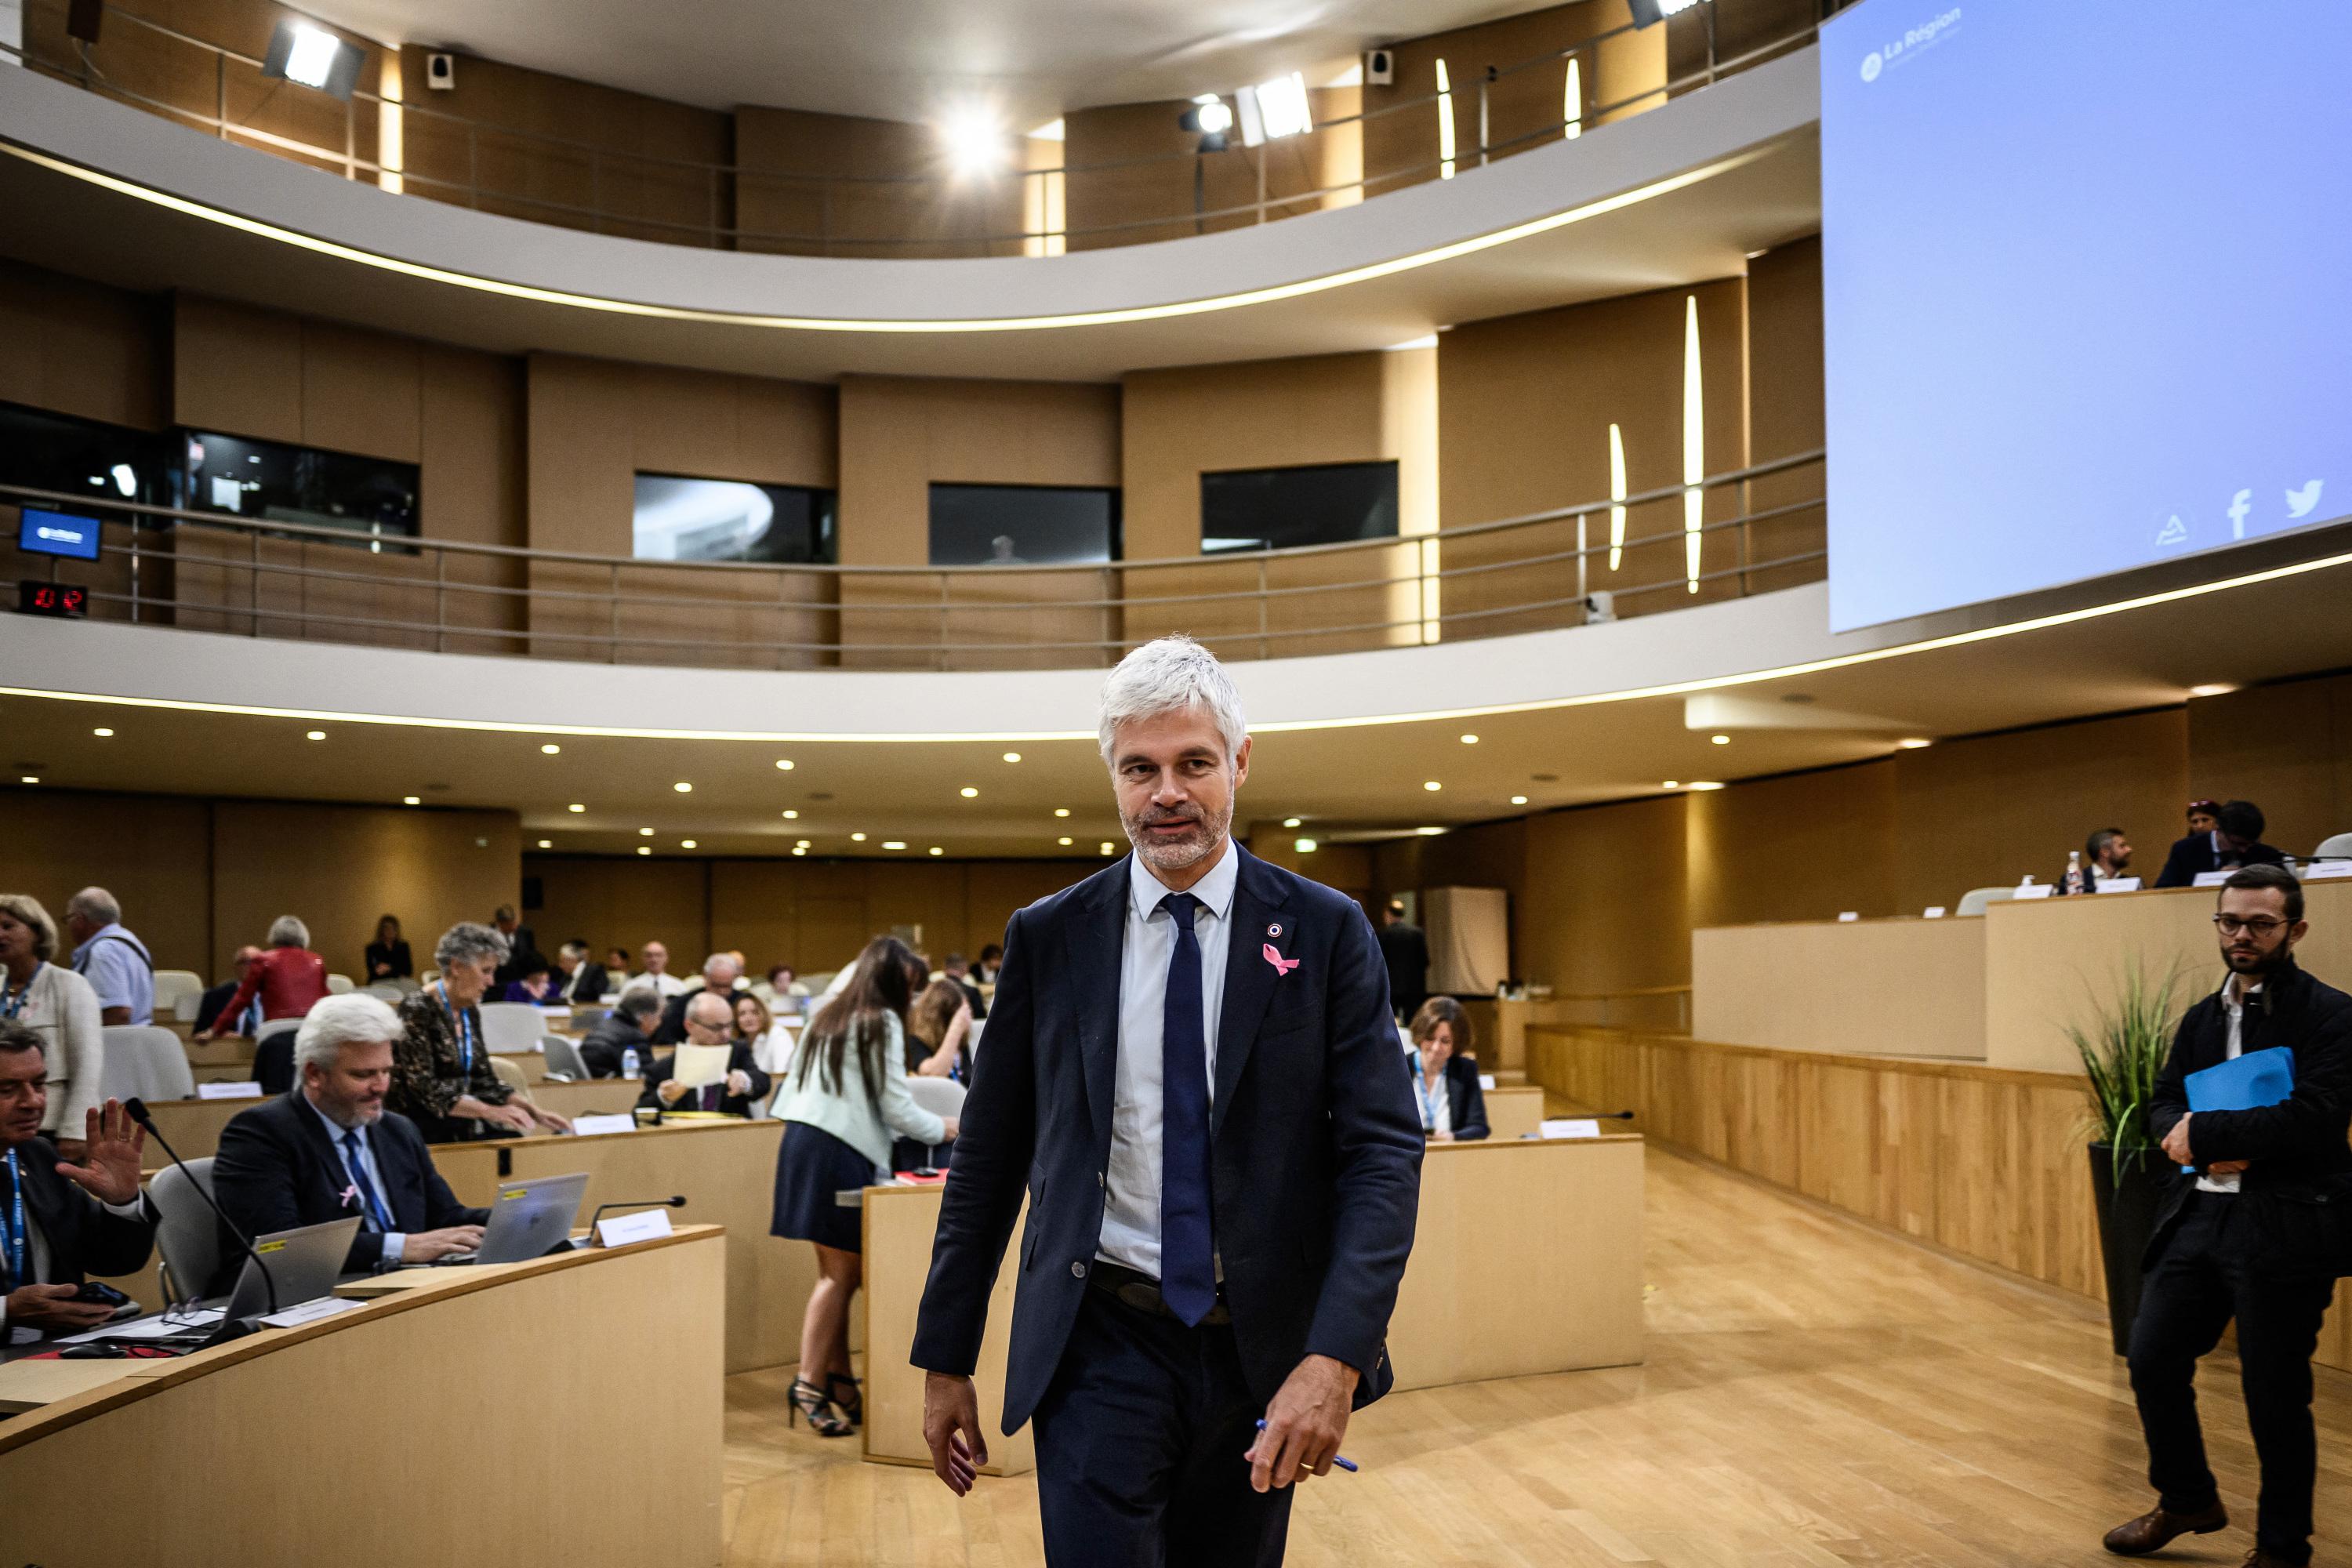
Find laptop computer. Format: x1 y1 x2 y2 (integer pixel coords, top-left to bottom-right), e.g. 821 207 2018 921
223 1215 363 1320
434 1172 591 1265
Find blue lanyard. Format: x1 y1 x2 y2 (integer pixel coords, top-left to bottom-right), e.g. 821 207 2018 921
1414 1069 1445 1132
437 984 475 1072
0 1151 25 1286
0 962 38 1020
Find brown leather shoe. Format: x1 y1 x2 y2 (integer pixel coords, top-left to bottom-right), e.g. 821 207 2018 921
2103 1501 2228 1555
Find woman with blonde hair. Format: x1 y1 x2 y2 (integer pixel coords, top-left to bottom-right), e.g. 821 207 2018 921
1405 996 1488 1142
0 893 104 1161
905 977 972 1080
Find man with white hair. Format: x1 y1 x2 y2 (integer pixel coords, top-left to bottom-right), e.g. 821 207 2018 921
914 635 1425 1566
652 951 746 1045
212 993 488 1288
64 887 152 1028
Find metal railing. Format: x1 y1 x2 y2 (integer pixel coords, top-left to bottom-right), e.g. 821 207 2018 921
3 0 1830 256
0 452 1823 670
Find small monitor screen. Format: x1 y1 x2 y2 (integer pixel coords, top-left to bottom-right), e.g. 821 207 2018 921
17 507 101 561
1200 462 1398 554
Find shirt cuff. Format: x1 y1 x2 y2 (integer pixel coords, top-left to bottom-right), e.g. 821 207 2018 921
382 1233 406 1267
102 1196 148 1221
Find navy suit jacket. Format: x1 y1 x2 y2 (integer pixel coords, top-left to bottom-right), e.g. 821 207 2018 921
209 1093 489 1293
9 1136 156 1293
910 846 1425 1435
2153 832 2288 888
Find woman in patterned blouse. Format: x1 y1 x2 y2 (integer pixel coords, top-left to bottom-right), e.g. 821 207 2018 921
390 922 571 1143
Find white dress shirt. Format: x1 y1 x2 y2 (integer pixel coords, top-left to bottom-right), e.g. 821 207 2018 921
1406 1047 1453 1138
2196 978 2261 1195
1097 839 1238 1279
303 1094 405 1265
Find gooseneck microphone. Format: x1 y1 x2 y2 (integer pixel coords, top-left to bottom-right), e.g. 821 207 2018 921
125 1096 279 1318
583 1195 686 1244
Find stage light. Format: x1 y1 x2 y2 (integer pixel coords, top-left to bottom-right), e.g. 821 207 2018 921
1194 96 1233 136
263 21 361 99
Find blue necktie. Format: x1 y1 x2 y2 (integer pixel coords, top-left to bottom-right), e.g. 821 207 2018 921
1157 891 1216 1325
343 1131 393 1232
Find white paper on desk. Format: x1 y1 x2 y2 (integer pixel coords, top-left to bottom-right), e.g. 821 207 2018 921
594 1209 673 1247
670 1043 731 1091
1478 1073 1497 1091
198 1080 264 1100
59 1308 223 1342
2095 877 2144 893
1923 906 1947 919
257 1297 364 1329
1541 1118 1602 1139
571 1112 637 1137
2307 861 2352 880
2013 884 2055 900
2193 869 2234 888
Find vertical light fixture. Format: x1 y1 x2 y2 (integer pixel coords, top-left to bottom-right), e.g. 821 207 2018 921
1434 59 1457 179
1563 56 1581 140
377 50 405 194
1682 294 1704 594
1607 423 1628 570
1024 118 1066 258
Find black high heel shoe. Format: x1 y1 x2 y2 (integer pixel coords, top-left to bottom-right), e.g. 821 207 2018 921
787 1377 853 1438
826 1371 863 1426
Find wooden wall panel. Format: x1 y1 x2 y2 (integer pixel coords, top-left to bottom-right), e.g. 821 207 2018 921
1687 759 1898 928
0 790 213 975
1062 89 1359 251
0 259 169 430
735 107 1023 259
2185 673 2352 858
528 856 710 970
1692 916 1986 1058
1742 234 1825 593
1522 795 1689 992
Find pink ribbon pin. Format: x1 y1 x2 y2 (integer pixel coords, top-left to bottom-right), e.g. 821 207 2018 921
1262 944 1300 977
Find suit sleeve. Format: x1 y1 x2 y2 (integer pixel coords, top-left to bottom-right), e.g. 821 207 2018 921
1305 905 1426 1379
2147 1009 2194 1146
1452 1062 1490 1142
910 908 1039 1378
636 1054 677 1112
2191 1003 2352 1164
2154 840 2196 889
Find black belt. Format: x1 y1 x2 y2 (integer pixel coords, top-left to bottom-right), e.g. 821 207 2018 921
1087 1258 1232 1326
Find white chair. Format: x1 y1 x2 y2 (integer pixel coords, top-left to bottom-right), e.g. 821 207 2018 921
542 1034 591 1080
99 1025 197 1103
488 1054 533 1095
477 1002 548 1051
150 1157 219 1306
906 1075 966 1167
1955 886 2019 917
362 982 408 1003
151 968 205 1023
325 972 355 995
2311 832 2352 862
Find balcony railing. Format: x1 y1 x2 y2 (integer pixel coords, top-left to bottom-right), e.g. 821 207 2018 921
2 0 1829 257
0 451 1824 671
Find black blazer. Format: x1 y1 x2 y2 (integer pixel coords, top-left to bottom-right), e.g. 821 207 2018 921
2145 957 2352 1274
1405 1052 1490 1141
2153 833 2289 889
255 1034 296 1096
912 848 1425 1435
556 962 610 1005
637 1041 771 1117
193 979 240 1036
7 1136 155 1299
209 1093 490 1293
365 940 413 980
579 1014 651 1079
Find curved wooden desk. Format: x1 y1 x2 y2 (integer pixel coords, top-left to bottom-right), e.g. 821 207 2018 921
0 1226 725 1567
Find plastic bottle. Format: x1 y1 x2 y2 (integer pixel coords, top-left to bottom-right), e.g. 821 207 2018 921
2062 851 2085 895
622 1046 641 1079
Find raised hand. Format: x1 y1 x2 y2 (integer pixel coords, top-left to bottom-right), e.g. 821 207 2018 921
55 1098 145 1206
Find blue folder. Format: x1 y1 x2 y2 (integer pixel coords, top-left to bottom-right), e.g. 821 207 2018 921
2181 1047 2296 1171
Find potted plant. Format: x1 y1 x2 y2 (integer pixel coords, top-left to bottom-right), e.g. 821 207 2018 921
2071 962 2184 1354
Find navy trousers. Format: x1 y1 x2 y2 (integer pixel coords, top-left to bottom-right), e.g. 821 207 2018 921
2127 1189 2336 1565
1031 1287 1294 1567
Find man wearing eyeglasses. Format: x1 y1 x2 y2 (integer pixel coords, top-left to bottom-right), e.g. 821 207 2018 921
2105 865 2352 1568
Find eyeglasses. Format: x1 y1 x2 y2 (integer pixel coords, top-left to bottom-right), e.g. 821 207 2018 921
2214 915 2289 938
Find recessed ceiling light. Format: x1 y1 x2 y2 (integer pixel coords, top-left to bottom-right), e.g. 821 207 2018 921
929 846 944 856
1058 836 1074 846
541 743 561 754
401 794 420 804
960 786 979 798
1895 738 1932 750
1689 781 1725 791
782 809 799 819
536 839 551 848
1283 817 1302 828
639 827 653 837
1002 752 1022 764
1098 841 1116 856
1710 734 1730 745
1415 826 1445 837
1510 794 1529 805
792 847 807 857
1294 837 1319 852
775 759 795 771
307 730 327 741
1423 780 1442 792
883 840 908 851
636 845 651 855
18 775 36 785
1664 780 1680 789
681 839 698 849
1459 733 1479 745
568 803 586 812
92 728 113 738
1054 808 1070 818
851 833 867 843
2189 684 2235 698
796 839 811 848
673 782 692 793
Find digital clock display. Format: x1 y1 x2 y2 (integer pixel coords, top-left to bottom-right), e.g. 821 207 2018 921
15 581 89 619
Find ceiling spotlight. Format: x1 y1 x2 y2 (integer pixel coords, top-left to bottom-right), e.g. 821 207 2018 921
1459 734 1479 745
1283 817 1302 828
851 833 867 843
401 795 420 805
1627 0 1708 27
263 20 360 97
92 728 114 738
929 847 944 856
1058 836 1074 846
1423 780 1442 792
1294 837 1319 853
681 839 698 849
1098 841 1116 856
782 809 799 819
883 840 908 851
1002 752 1022 764
960 786 979 798
2189 684 2236 698
792 847 807 857
673 782 692 793
536 839 552 848
796 839 811 848
1710 734 1730 745
639 827 654 837
1054 807 1071 818
1689 781 1726 791
636 846 651 856
1511 795 1529 805
775 759 795 771
940 105 1004 176
307 730 327 741
541 743 561 754
1664 780 1680 789
568 803 586 813
1415 826 1446 837
1896 738 1933 750
18 776 36 785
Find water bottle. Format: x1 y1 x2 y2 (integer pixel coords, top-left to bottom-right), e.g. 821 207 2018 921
2062 851 2085 895
622 1047 641 1079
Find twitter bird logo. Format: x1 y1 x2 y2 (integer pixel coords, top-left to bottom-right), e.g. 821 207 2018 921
2286 480 2325 521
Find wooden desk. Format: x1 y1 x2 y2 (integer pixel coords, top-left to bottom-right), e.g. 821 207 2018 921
0 1227 724 1567
1486 1083 1542 1140
1693 916 1987 1060
856 1134 1646 1473
431 1118 819 1375
139 1079 647 1171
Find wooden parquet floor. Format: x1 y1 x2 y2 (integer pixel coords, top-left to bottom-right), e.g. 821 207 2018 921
722 1142 2352 1566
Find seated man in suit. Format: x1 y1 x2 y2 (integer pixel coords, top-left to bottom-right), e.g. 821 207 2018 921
552 941 609 1006
652 952 745 1044
638 992 770 1117
0 1021 157 1341
580 988 661 1078
192 946 264 1036
210 993 488 1289
2156 798 2290 888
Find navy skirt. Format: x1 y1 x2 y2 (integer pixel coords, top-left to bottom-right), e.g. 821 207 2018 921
771 1120 880 1252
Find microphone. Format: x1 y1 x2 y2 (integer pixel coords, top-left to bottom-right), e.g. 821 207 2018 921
583 1196 685 1245
124 1096 278 1319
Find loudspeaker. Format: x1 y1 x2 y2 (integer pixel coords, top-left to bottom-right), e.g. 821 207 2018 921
66 0 103 44
426 52 456 90
1363 48 1394 85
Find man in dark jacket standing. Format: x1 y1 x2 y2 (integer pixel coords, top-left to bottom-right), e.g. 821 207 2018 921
2105 866 2352 1567
1375 899 1430 1024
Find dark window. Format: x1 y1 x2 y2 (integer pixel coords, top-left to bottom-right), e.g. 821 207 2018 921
1200 460 1399 553
0 401 176 513
929 484 1120 566
184 429 419 549
632 476 837 564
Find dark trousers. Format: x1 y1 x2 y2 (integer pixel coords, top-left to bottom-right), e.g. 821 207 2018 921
1031 1286 1294 1567
2127 1189 2336 1564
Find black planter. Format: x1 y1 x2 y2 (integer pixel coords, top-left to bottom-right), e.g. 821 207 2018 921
2089 1142 2176 1355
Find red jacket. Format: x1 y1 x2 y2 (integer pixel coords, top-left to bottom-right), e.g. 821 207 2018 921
210 946 330 1032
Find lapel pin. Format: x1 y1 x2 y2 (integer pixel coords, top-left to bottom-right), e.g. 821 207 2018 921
1262 943 1300 976
1267 922 1282 938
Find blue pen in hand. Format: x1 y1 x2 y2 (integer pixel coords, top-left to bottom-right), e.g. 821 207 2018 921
1253 1419 1359 1473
